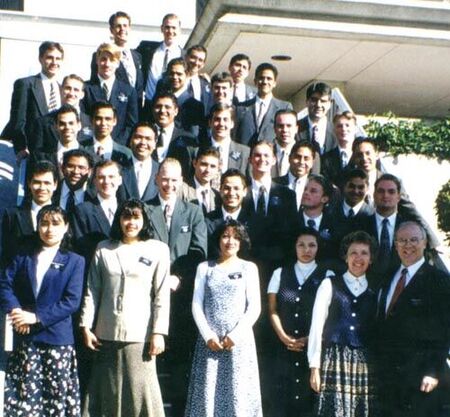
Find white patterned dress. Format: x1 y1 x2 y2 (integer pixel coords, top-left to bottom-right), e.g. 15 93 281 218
185 259 262 417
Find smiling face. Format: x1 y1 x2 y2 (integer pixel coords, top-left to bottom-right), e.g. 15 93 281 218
120 209 144 243
307 92 331 122
374 179 401 216
56 111 81 146
346 242 371 277
249 143 276 178
275 113 297 148
296 234 318 263
93 107 117 140
212 81 233 105
161 17 180 46
62 156 91 190
97 51 119 80
289 146 314 179
334 116 356 148
38 212 68 248
219 226 241 259
94 164 122 199
130 126 156 161
220 175 247 213
193 154 219 186
343 176 368 207
39 47 63 79
354 142 377 173
255 69 276 99
62 78 84 106
210 109 234 141
110 16 130 47
168 63 187 92
153 97 178 128
156 162 182 201
186 49 206 75
395 223 427 267
28 171 57 206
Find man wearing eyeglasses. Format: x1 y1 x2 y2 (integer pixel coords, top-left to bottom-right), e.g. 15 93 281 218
376 221 450 417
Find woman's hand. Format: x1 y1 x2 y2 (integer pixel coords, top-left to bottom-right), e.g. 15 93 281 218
82 327 102 351
280 334 306 352
15 324 30 335
310 367 321 393
207 337 223 352
149 334 165 356
222 335 235 351
9 308 37 326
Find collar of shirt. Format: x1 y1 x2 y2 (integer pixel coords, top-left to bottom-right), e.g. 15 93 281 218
375 212 397 230
288 171 307 188
62 181 85 202
211 136 231 155
400 257 425 286
276 142 294 159
222 206 241 221
343 270 368 296
308 116 327 144
303 212 323 229
158 194 177 212
294 260 317 286
234 82 246 102
338 146 352 159
94 137 114 157
343 199 364 216
188 75 202 101
132 155 152 171
97 195 117 220
251 177 271 195
194 178 211 201
57 142 79 163
98 75 115 93
256 95 272 107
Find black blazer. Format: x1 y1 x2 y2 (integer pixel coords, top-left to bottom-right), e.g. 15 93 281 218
82 138 132 167
82 77 138 146
121 159 159 202
297 116 336 155
321 147 348 187
2 74 56 153
234 96 293 146
90 49 144 104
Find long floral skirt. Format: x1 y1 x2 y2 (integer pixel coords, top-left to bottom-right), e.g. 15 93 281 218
4 341 80 417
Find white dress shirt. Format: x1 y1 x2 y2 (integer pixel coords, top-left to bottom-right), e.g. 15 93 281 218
98 75 115 100
288 172 307 210
35 245 60 296
251 178 271 212
308 272 368 368
211 137 231 172
98 195 117 225
133 156 152 198
343 199 365 217
94 137 114 160
308 116 327 152
155 124 174 163
303 213 323 231
221 207 241 221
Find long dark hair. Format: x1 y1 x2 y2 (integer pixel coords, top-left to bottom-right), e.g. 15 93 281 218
110 199 154 242
215 219 251 259
34 205 72 253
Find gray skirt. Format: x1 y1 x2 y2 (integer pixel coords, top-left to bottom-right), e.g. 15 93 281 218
82 341 164 417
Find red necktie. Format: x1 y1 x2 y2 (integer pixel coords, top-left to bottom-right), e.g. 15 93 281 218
387 268 408 315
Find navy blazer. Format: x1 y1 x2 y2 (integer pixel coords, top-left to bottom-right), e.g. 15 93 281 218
2 74 55 153
297 116 336 155
82 78 138 146
234 96 293 146
90 49 144 104
82 137 132 167
0 250 84 345
121 159 159 202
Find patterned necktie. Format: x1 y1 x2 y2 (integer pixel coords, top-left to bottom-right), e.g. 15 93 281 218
164 203 172 228
341 150 348 168
97 145 105 159
48 82 58 112
107 207 115 225
256 102 265 131
256 185 266 216
162 48 169 72
311 125 321 154
122 50 135 87
102 83 109 100
387 268 408 315
379 218 391 260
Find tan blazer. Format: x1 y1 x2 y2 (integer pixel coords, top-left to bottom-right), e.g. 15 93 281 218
80 239 171 342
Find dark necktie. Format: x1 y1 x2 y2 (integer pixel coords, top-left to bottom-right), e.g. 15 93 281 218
256 185 266 216
387 268 408 315
311 125 321 154
66 190 76 213
256 102 265 131
48 82 58 112
162 48 169 72
164 203 172 228
347 208 355 219
102 83 109 100
201 189 209 213
307 219 316 230
97 145 105 159
157 128 165 148
379 218 391 260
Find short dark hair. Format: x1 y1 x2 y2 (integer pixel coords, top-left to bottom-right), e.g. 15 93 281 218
55 103 80 123
220 168 248 188
295 227 321 244
62 74 84 90
255 62 278 80
167 57 187 72
290 140 316 159
352 137 378 153
229 53 252 69
306 82 332 100
195 146 220 162
209 103 235 121
27 160 58 184
250 140 275 157
307 174 333 198
375 173 402 193
211 72 233 87
342 168 369 186
152 92 179 109
215 219 251 257
62 148 94 169
36 205 72 253
340 230 377 261
275 109 297 124
109 11 131 28
39 41 64 59
186 44 207 59
131 121 158 138
91 101 117 119
110 199 154 241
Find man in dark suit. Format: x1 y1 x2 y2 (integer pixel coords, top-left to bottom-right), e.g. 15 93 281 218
32 75 92 155
90 11 144 105
82 101 132 167
321 111 357 187
228 53 257 104
145 157 207 416
83 43 138 145
1 160 58 267
141 13 183 104
2 41 64 158
71 159 123 264
185 45 210 108
234 63 293 146
274 140 316 212
121 121 159 202
54 149 95 214
376 221 450 417
179 147 221 214
298 82 336 156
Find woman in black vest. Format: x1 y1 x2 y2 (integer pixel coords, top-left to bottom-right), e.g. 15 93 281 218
267 227 335 417
308 231 378 417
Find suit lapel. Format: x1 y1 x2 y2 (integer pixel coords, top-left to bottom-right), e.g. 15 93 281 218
17 209 35 234
32 76 49 116
148 200 169 243
168 199 183 243
93 201 111 236
37 251 68 299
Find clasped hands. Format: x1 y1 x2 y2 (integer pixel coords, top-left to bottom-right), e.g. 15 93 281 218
8 308 37 335
207 335 235 352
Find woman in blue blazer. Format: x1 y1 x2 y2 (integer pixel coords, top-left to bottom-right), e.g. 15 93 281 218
0 205 85 417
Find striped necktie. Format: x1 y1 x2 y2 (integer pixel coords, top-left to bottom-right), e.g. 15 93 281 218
48 82 58 112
